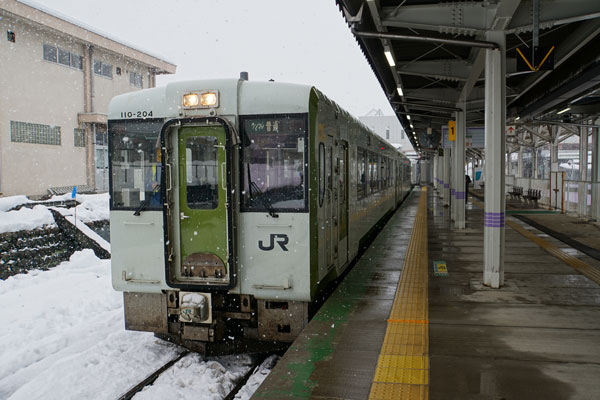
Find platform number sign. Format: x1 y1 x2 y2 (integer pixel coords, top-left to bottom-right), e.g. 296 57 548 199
448 120 456 142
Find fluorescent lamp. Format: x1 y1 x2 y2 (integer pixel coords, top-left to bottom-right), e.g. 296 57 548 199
557 107 571 115
384 50 395 67
514 116 520 121
397 86 403 96
406 115 411 121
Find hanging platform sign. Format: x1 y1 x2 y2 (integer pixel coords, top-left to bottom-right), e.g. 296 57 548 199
448 120 456 141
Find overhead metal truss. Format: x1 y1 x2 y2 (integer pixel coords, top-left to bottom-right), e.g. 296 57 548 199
337 0 600 156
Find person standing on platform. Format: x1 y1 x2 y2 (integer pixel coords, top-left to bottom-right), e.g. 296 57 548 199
465 174 472 201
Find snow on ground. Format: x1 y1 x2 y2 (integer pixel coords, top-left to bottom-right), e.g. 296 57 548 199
0 196 31 212
0 250 256 399
50 193 110 223
0 193 109 234
0 205 55 234
234 355 280 400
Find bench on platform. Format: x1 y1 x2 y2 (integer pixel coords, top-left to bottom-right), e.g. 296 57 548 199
523 189 542 207
508 186 523 200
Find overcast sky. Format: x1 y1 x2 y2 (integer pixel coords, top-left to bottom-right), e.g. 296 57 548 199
32 0 395 117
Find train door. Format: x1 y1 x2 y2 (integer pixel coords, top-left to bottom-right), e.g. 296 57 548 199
327 140 336 270
172 124 235 288
336 141 349 271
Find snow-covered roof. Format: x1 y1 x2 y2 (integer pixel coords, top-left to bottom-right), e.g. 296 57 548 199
2 0 176 73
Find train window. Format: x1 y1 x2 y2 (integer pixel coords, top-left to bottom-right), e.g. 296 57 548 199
357 149 366 199
108 119 164 210
184 136 218 209
369 153 378 193
240 114 307 212
319 143 325 207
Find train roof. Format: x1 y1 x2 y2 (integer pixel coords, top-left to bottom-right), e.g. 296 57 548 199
108 79 314 120
107 78 406 158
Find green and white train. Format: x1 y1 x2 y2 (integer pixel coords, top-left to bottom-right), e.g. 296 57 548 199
108 77 411 354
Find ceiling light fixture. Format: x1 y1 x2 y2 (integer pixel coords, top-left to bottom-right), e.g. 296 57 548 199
557 107 571 115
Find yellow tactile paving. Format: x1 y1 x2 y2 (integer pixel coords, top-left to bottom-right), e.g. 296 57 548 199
471 197 600 285
506 219 600 285
370 382 429 399
369 187 429 400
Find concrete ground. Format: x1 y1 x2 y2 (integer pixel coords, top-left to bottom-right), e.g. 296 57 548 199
429 190 600 399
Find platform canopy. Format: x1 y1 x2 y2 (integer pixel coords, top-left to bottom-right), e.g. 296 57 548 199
336 0 600 155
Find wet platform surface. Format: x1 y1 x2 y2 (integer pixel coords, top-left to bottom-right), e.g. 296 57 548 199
253 186 600 399
252 190 422 399
429 190 600 399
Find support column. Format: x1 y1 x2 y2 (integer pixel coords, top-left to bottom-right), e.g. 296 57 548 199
591 127 600 219
454 105 466 229
578 127 588 217
483 30 506 288
451 130 457 220
433 154 439 191
517 146 523 178
443 148 451 206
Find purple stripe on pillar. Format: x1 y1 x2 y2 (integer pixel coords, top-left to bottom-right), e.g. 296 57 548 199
451 189 456 196
456 191 466 199
484 211 505 227
444 183 449 188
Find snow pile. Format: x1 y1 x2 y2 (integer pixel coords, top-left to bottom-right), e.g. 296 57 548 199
0 205 55 234
234 355 280 400
50 192 110 223
0 249 260 400
133 353 253 399
0 195 31 212
0 250 181 399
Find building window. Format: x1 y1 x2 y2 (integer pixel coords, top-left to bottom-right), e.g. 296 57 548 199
11 121 61 145
74 128 86 147
43 44 82 70
58 48 70 66
94 60 113 78
385 127 390 140
7 31 15 43
116 67 122 75
43 44 57 62
130 72 143 88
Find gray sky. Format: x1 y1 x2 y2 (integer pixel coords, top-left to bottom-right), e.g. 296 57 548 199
33 0 395 117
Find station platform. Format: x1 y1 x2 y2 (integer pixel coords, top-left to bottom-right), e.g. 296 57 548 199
253 187 600 399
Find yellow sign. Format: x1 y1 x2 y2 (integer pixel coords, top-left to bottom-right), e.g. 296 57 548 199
448 120 456 141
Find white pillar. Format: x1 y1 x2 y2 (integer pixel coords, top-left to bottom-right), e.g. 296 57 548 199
483 30 506 288
454 105 466 229
451 129 457 220
433 155 439 191
444 148 451 206
591 127 600 219
517 146 524 178
578 127 588 217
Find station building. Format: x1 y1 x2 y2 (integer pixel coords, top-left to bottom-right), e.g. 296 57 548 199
0 0 176 197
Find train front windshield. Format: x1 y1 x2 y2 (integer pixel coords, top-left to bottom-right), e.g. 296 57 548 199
241 114 308 212
108 119 164 210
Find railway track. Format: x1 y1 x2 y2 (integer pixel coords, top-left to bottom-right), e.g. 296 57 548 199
116 351 266 400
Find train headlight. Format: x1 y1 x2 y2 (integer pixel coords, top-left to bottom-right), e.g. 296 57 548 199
200 92 218 107
182 93 199 107
182 91 219 108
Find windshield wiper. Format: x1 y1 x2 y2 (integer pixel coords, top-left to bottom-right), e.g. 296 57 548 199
133 200 149 216
249 181 278 218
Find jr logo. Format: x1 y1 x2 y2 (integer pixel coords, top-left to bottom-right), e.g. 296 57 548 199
259 234 289 251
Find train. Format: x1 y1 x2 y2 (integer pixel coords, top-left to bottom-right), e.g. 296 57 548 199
107 76 412 354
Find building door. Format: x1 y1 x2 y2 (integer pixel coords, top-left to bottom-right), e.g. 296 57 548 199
95 126 109 192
